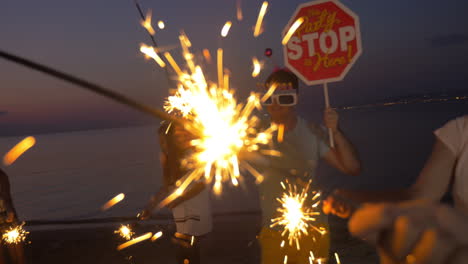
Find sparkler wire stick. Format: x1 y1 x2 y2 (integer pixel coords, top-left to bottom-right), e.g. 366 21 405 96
0 50 182 125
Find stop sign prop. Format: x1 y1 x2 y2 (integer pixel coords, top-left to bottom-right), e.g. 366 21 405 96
283 0 362 85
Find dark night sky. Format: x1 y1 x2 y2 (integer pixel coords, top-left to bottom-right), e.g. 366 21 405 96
1 0 468 136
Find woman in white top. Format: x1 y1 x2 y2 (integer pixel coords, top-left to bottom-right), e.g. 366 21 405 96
327 115 468 263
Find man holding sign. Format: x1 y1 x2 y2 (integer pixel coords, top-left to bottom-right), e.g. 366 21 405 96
257 68 361 263
255 0 363 262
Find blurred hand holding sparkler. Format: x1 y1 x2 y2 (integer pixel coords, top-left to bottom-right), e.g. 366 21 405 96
271 181 325 250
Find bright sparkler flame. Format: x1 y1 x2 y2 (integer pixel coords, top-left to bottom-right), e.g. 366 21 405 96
282 17 305 45
2 223 29 244
141 10 156 35
3 136 36 166
221 21 232 37
335 252 341 264
254 1 268 37
159 33 278 198
271 181 323 250
115 224 134 240
140 44 166 68
252 57 261 78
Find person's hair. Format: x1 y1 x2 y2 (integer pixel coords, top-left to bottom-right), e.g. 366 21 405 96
265 69 299 92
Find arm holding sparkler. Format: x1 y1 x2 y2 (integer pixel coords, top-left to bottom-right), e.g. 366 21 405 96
323 136 457 218
348 201 468 264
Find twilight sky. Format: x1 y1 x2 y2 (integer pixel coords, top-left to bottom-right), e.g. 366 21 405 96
1 0 467 136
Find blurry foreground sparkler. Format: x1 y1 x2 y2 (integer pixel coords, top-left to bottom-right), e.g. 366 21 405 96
2 223 29 245
3 136 36 166
115 224 134 240
117 232 152 250
271 181 324 250
148 33 278 201
102 193 125 211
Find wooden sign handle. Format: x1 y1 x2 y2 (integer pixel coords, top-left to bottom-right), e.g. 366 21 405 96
324 83 335 148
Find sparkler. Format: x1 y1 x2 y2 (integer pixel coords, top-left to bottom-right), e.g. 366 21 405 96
335 252 341 264
3 136 36 166
254 1 269 37
2 223 29 244
102 193 125 211
153 33 279 199
271 181 324 250
117 232 152 250
115 224 134 240
158 20 165 29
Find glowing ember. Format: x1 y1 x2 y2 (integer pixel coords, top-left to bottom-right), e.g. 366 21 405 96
271 181 323 250
140 44 166 68
156 33 278 199
282 17 305 45
277 124 284 143
335 252 341 264
252 57 261 77
236 0 243 21
221 21 232 37
101 193 125 211
254 1 268 37
2 223 29 244
3 136 36 166
140 10 156 35
117 232 152 250
217 48 224 88
151 231 163 241
202 49 212 64
115 224 134 240
158 20 165 29
164 52 183 76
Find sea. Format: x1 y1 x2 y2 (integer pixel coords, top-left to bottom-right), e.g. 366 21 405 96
0 100 466 230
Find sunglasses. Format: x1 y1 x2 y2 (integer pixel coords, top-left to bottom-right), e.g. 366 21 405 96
262 93 297 106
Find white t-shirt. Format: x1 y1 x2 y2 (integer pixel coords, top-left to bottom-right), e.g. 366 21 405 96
434 115 468 213
172 187 212 236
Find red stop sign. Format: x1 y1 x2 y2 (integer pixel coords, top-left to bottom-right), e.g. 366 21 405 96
283 0 362 86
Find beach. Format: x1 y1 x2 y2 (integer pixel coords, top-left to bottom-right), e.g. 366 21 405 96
25 214 378 264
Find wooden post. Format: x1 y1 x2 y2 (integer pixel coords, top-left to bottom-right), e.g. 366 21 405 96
324 83 335 148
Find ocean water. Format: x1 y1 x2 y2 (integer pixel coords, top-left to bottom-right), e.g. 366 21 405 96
0 100 466 228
